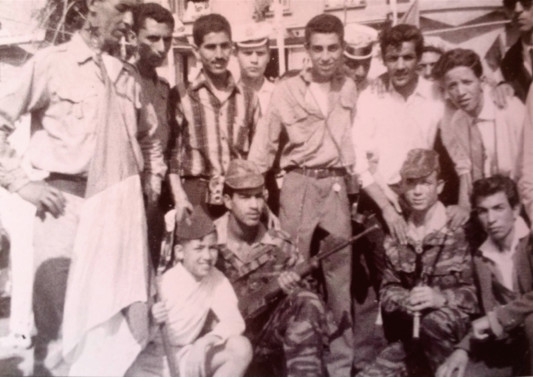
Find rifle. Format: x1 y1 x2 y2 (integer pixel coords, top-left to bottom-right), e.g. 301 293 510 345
240 224 379 320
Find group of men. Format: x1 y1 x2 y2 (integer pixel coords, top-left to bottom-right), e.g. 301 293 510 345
0 0 533 376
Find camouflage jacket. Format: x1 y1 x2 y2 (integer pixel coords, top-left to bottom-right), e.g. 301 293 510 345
380 217 478 318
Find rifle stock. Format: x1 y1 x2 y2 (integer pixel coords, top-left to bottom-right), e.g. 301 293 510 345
240 224 380 320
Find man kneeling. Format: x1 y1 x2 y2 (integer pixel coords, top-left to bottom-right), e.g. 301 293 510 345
214 159 328 377
126 206 252 377
358 149 478 377
437 175 533 377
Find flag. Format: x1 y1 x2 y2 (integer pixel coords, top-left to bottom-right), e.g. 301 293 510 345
62 55 152 376
398 0 419 27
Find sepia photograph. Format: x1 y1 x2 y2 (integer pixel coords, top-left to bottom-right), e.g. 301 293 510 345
0 0 532 376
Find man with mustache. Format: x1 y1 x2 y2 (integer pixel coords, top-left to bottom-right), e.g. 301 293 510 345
214 159 328 377
0 0 165 374
169 13 259 221
248 13 357 376
501 0 533 102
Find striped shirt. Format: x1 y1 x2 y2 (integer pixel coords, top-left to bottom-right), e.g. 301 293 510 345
169 70 259 177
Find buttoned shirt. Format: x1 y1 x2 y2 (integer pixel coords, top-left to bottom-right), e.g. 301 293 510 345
380 201 478 317
138 72 171 156
256 78 275 117
248 68 357 173
169 69 259 178
0 33 165 192
352 77 443 187
479 216 530 292
159 262 245 347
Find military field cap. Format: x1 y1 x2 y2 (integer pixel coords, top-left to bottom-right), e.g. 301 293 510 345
175 205 215 240
400 149 441 180
225 159 264 190
344 23 378 60
233 21 272 48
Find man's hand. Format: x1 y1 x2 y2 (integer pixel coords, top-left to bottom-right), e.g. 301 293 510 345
278 271 301 294
382 204 408 245
490 82 514 109
17 181 66 218
151 301 168 325
172 188 193 223
143 175 161 205
184 335 217 377
446 205 470 231
472 316 491 340
407 285 446 312
436 349 469 377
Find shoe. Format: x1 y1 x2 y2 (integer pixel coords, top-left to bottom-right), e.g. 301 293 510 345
0 333 32 349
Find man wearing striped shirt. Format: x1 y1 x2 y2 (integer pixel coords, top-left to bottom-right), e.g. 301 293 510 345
169 13 260 220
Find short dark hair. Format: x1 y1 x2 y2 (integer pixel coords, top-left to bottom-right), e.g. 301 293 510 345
422 45 444 56
380 24 424 59
133 3 175 34
304 14 344 45
432 48 483 81
192 13 231 46
471 175 520 209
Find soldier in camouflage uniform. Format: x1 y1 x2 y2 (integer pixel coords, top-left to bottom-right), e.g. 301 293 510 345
214 159 328 377
358 149 479 377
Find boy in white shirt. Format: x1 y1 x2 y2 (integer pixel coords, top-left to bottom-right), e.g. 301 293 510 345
126 206 252 377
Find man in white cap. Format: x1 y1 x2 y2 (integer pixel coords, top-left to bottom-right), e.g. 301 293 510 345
233 21 275 117
343 23 378 92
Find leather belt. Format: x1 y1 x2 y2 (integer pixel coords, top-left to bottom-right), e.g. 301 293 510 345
46 172 87 198
288 167 346 179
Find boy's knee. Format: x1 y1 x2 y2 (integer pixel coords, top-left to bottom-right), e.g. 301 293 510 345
225 335 253 364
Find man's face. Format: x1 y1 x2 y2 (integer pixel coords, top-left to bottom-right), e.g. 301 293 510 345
236 45 270 80
90 0 138 48
306 32 344 82
475 191 519 245
344 57 371 85
511 0 533 33
401 171 443 213
417 51 441 80
195 31 232 78
383 41 419 91
177 232 218 281
224 189 266 228
137 18 173 70
443 66 483 116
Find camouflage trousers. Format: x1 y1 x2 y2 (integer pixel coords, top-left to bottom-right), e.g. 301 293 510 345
250 289 328 377
357 307 470 377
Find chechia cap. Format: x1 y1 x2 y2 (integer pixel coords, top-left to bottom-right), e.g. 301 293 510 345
224 159 264 191
400 149 441 180
233 21 272 48
344 23 378 60
175 206 215 241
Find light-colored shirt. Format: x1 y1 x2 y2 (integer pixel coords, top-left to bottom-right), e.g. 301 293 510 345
521 39 533 76
257 78 275 117
352 77 443 187
479 216 530 292
0 33 165 191
159 263 245 347
248 68 357 172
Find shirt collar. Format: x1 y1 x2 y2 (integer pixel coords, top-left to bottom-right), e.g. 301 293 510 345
299 67 346 89
174 262 202 285
406 201 448 240
480 216 530 261
476 89 496 122
215 213 277 247
190 68 241 94
389 76 433 100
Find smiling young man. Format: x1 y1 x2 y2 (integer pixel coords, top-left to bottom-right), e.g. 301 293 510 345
501 0 533 102
437 175 533 377
248 13 357 376
214 159 328 377
169 13 259 221
358 149 477 377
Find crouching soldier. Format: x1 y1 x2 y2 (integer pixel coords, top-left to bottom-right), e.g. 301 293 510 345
358 149 478 377
214 159 328 377
437 175 533 377
126 206 252 377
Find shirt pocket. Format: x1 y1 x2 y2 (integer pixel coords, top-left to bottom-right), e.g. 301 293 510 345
50 86 99 135
279 104 316 145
